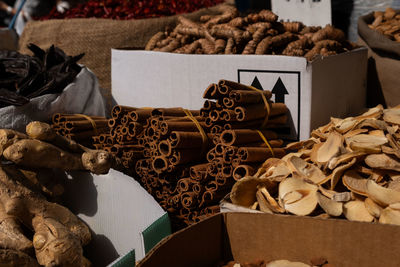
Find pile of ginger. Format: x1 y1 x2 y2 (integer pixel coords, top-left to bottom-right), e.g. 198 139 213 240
0 121 114 266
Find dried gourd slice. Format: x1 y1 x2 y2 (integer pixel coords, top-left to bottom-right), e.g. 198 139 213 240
388 179 400 192
256 189 273 214
285 138 319 151
317 192 343 216
255 158 284 177
354 118 388 131
343 128 369 139
333 117 358 133
260 187 285 213
379 207 400 226
260 161 291 182
343 200 374 222
364 198 383 218
342 170 368 196
383 108 400 125
309 142 324 166
315 131 343 164
230 176 261 207
356 105 383 119
366 179 400 207
266 260 311 267
330 157 356 190
365 153 400 172
328 151 365 170
332 191 352 202
389 202 400 210
279 178 318 216
287 156 328 185
345 134 387 153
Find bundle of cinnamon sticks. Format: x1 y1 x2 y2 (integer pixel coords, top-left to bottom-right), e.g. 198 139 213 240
85 80 289 229
51 113 109 147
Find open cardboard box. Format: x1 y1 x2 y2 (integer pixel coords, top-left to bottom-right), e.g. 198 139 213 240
112 48 367 140
137 212 400 267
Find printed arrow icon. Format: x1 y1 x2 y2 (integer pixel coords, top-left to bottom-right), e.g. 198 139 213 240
271 77 288 103
251 76 264 90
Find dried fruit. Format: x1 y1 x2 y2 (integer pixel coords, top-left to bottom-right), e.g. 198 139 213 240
343 200 374 222
366 180 400 207
316 192 343 216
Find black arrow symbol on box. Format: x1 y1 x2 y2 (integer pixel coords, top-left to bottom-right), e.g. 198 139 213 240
251 76 264 90
271 77 288 103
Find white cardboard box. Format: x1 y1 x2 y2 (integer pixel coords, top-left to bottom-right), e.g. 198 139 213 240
61 169 168 265
112 48 367 140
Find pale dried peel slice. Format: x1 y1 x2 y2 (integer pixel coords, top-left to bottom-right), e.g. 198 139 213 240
283 190 318 216
343 128 369 139
379 207 400 225
260 187 285 213
282 190 304 205
318 186 337 199
366 179 400 207
389 202 400 210
346 134 387 153
383 108 400 125
279 177 318 200
333 117 358 133
315 131 343 164
343 200 374 222
388 179 400 192
369 129 385 137
385 133 400 159
342 170 368 196
287 156 328 185
309 142 324 166
357 105 383 119
250 201 259 210
332 191 352 202
328 151 365 170
266 260 311 267
317 192 343 216
365 153 400 172
281 151 309 162
256 189 273 214
353 118 388 131
255 158 284 177
364 198 383 218
285 138 319 151
230 176 261 207
310 129 327 141
279 178 318 216
260 161 291 182
330 157 357 190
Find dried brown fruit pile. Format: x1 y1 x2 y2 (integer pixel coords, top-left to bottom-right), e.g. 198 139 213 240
145 6 355 61
368 8 400 42
231 105 400 225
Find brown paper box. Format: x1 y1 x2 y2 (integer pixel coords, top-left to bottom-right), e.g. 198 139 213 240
138 212 400 267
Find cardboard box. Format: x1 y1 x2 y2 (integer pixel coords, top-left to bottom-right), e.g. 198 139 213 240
61 169 171 265
112 48 367 140
137 212 400 267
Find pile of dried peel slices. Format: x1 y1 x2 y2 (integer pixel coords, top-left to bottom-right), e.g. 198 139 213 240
231 105 400 225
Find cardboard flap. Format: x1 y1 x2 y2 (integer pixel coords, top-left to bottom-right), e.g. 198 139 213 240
225 212 400 267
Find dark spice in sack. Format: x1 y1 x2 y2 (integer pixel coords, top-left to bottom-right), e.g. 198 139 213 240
0 44 84 108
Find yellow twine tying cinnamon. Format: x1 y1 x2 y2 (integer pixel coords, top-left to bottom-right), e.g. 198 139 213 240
256 130 275 157
182 109 208 156
73 114 99 136
247 85 271 128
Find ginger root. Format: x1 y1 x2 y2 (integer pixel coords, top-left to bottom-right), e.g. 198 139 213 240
26 121 113 175
0 249 39 266
0 166 91 267
3 139 85 171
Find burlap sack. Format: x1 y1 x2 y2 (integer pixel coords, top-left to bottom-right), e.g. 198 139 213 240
358 12 400 108
18 3 231 109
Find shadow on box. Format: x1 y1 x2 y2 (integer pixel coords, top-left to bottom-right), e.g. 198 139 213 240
56 170 119 266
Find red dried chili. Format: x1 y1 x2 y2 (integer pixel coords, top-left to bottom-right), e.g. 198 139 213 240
39 0 225 20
